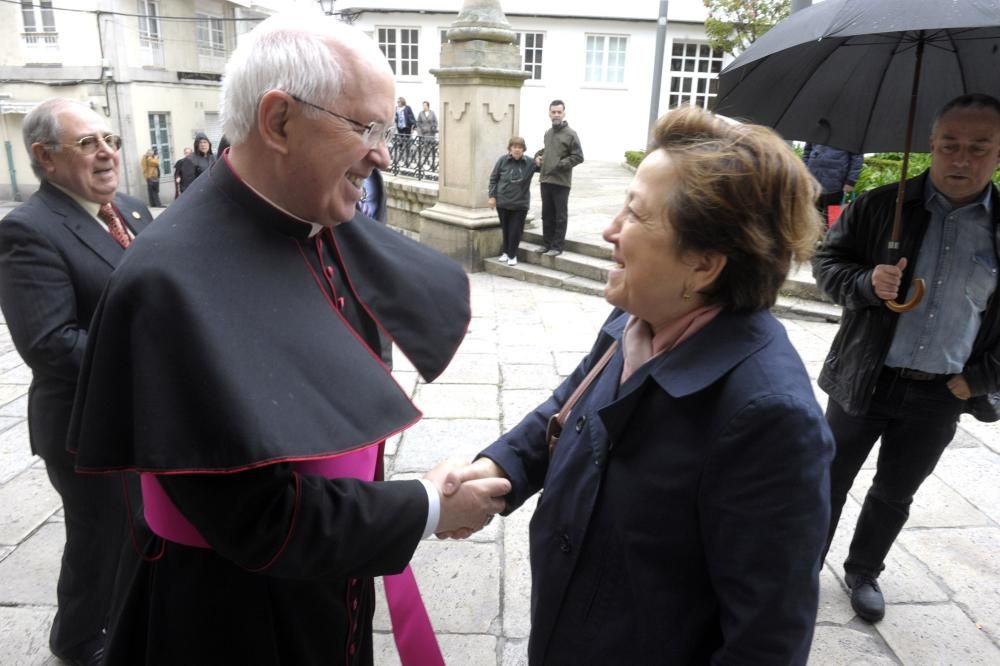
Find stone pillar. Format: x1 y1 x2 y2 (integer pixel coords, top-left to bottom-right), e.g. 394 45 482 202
420 0 528 271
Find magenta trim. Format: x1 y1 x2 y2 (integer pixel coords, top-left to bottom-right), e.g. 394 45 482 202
385 567 446 666
140 442 442 664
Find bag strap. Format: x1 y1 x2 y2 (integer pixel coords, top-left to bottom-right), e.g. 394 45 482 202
546 340 619 449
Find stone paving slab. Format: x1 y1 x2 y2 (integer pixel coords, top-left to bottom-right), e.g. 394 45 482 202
899 527 1000 643
932 447 1000 525
877 603 1000 665
0 523 61 606
0 607 58 666
0 422 35 485
0 388 28 411
0 469 60 545
433 353 501 385
2 270 999 664
392 418 500 473
809 624 898 665
373 632 497 666
411 383 500 419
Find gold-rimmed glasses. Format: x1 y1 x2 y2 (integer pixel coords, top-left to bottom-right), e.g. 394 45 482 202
52 133 123 154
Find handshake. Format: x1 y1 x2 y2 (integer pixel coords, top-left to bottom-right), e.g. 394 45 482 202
423 458 510 540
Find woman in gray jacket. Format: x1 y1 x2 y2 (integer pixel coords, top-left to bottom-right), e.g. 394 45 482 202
489 136 538 266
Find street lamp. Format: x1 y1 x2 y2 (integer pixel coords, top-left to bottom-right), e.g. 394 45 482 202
316 0 334 16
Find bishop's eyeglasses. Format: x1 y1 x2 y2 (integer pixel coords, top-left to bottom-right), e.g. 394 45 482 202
288 94 392 150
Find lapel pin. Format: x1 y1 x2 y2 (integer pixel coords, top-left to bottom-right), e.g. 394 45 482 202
132 211 141 219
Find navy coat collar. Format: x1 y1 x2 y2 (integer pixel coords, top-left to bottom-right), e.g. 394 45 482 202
602 308 779 398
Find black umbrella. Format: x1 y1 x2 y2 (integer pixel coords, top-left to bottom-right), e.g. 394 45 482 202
714 0 1000 311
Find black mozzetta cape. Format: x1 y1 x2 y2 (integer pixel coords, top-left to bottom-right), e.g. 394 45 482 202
68 157 470 473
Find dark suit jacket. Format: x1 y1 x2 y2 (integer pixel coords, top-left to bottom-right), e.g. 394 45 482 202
482 309 834 665
0 181 152 459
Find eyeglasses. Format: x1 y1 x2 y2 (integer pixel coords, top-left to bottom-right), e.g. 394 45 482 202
52 133 123 154
288 94 392 149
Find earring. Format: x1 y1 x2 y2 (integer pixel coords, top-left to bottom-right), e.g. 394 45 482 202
682 291 692 300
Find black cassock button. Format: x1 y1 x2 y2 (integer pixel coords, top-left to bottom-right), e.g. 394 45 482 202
559 533 571 553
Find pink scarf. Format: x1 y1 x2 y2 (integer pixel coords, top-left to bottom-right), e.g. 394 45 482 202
620 306 722 384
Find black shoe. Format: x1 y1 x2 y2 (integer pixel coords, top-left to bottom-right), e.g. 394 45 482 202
51 635 105 666
845 572 885 623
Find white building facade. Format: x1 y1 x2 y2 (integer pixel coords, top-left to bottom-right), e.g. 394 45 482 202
338 0 730 163
0 0 295 201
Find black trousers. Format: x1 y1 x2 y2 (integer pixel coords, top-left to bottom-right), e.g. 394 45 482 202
146 179 161 207
497 207 528 259
540 183 570 251
823 368 963 577
43 450 127 654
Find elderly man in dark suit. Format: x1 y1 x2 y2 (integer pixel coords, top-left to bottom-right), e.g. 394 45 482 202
0 98 152 665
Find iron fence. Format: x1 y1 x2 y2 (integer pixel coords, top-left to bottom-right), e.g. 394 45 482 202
387 134 438 182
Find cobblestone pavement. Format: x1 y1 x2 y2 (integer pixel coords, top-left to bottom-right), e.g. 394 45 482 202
2 163 999 663
1 271 998 665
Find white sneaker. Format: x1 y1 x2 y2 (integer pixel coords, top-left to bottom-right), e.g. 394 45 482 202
498 253 509 262
507 257 518 266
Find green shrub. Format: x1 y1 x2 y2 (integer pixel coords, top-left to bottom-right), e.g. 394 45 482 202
855 152 1000 193
624 150 644 168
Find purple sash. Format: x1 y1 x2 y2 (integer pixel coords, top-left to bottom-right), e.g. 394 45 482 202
140 444 444 666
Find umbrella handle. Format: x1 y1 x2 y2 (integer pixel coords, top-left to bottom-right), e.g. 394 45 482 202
885 278 925 313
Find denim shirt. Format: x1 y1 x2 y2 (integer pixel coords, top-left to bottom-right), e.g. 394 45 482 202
885 181 996 374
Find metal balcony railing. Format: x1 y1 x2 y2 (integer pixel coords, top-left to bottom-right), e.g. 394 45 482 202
387 134 438 182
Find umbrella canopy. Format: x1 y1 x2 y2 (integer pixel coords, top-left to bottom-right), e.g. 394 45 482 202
713 0 1000 152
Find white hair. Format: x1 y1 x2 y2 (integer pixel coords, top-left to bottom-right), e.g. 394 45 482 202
221 14 390 145
23 98 92 179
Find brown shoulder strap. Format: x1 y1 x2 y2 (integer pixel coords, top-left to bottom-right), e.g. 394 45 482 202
556 340 619 430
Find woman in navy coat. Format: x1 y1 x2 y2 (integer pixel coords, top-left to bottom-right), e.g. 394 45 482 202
449 106 835 664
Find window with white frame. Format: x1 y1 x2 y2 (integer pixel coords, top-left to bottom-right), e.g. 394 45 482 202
668 42 723 109
378 27 419 77
196 14 225 58
514 32 544 80
21 0 57 48
148 113 172 176
585 34 626 85
138 0 163 67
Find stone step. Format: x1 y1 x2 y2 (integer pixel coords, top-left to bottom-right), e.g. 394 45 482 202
522 229 612 260
514 240 616 282
482 257 606 296
490 238 842 323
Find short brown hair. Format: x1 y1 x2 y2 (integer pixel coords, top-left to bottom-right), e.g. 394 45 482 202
647 106 820 312
508 136 526 150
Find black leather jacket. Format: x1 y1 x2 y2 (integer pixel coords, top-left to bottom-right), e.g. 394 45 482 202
813 171 1000 419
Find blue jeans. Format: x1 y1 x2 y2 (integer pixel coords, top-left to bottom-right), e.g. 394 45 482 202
824 367 964 576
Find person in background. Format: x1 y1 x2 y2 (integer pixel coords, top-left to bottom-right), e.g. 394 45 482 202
190 132 215 179
813 93 1000 624
488 136 538 266
67 15 508 664
0 97 153 666
803 143 864 228
395 97 415 136
416 101 437 138
450 105 834 664
173 147 196 196
140 147 161 207
534 99 583 256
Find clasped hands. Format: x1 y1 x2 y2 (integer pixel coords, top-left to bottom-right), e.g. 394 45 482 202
423 457 509 540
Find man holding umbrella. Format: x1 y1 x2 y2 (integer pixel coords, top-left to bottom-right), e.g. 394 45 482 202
813 94 1000 623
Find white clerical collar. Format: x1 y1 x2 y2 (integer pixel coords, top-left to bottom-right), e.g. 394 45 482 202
224 152 329 238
